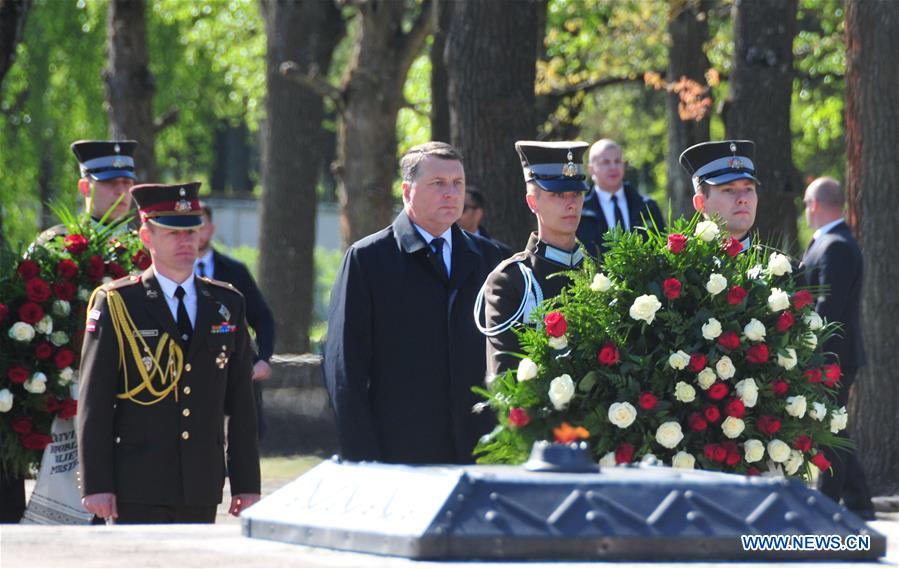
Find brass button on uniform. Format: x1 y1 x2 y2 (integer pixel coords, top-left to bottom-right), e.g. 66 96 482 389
115 436 121 444
185 363 192 372
181 431 190 440
182 408 190 417
183 386 191 395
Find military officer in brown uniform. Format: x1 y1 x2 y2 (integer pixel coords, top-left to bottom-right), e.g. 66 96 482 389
77 182 260 524
477 141 591 378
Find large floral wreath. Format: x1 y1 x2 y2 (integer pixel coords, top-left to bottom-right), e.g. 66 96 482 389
475 216 849 482
0 205 148 479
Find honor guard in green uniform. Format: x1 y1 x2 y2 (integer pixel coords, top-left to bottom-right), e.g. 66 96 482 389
476 141 591 379
77 182 261 524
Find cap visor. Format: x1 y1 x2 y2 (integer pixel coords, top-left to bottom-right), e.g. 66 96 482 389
91 169 137 181
147 215 204 229
533 179 590 193
704 172 759 186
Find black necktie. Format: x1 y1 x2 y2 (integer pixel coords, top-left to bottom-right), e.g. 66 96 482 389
611 194 626 229
429 238 448 281
174 286 192 347
197 261 206 278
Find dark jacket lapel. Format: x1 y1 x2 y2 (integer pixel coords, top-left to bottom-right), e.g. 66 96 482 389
139 268 181 344
188 279 219 360
582 188 609 234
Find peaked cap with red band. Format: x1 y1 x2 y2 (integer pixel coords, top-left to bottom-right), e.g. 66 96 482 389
130 182 204 229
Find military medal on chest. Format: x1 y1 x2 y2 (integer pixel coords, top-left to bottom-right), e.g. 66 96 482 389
216 350 229 369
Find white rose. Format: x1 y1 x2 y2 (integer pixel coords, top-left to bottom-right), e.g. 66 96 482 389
59 367 75 386
629 294 662 324
804 311 823 331
767 252 793 277
830 406 848 434
767 288 790 312
674 381 696 403
767 439 791 463
516 358 538 382
743 318 766 342
777 347 798 370
785 395 807 418
9 322 36 343
715 356 736 380
608 402 637 429
24 373 48 394
78 287 91 301
548 374 576 410
668 350 690 370
701 317 723 340
50 331 70 347
52 300 72 317
695 220 720 242
548 335 568 350
721 416 746 439
0 389 13 413
706 273 727 295
599 452 617 467
809 401 827 422
672 451 696 470
784 450 804 476
655 421 684 449
747 265 764 280
801 331 818 350
744 439 765 463
696 368 717 390
590 273 611 292
36 315 54 335
734 377 759 408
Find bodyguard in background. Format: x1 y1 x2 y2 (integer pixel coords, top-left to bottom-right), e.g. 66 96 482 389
457 187 513 258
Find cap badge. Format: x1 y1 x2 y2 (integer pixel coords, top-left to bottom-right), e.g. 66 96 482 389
112 157 126 168
562 150 578 178
729 142 737 153
179 187 186 197
114 143 121 154
175 199 192 213
728 157 744 169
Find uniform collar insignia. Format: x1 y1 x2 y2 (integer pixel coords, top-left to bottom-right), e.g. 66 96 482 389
541 242 584 268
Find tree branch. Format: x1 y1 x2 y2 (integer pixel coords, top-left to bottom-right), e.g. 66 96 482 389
397 0 434 80
279 61 346 114
153 105 180 134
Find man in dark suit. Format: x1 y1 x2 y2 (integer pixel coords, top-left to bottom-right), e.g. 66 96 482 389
577 139 665 258
196 204 275 439
457 187 513 258
78 183 260 523
324 142 504 464
801 176 874 520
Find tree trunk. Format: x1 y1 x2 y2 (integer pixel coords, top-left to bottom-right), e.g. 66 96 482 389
430 0 451 143
725 0 799 251
0 0 30 87
104 0 157 182
258 0 344 354
666 0 711 220
334 1 433 247
845 0 899 496
445 0 541 252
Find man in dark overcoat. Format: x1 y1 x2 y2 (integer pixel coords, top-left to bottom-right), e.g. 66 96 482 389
324 142 504 464
78 182 260 523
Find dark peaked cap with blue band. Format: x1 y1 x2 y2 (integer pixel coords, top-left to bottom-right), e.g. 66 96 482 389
515 140 590 193
71 140 138 181
131 182 205 229
679 140 760 192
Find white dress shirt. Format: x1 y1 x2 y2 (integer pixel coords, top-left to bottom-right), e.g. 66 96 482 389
813 218 845 242
414 224 453 276
153 267 198 328
595 186 631 231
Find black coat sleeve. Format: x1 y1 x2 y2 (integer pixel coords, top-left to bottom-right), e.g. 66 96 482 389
323 246 381 461
811 240 856 326
214 254 275 361
483 264 527 379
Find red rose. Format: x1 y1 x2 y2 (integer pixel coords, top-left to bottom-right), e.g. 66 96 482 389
708 382 729 401
717 331 740 350
45 396 62 413
688 412 708 432
804 368 822 384
25 278 52 302
662 277 682 300
771 379 789 397
21 432 53 450
84 255 105 280
727 285 748 305
792 289 814 310
54 347 76 370
56 259 80 280
63 234 89 254
615 442 635 464
18 302 45 325
508 407 530 428
775 311 795 333
704 405 721 423
11 416 32 434
106 261 127 279
811 452 831 472
793 435 813 452
0 302 7 323
703 444 717 461
725 449 741 466
132 249 152 270
53 281 77 301
35 341 54 360
757 415 782 436
712 445 728 463
544 311 567 338
745 343 769 364
638 392 658 410
688 353 707 373
58 399 78 420
722 237 742 257
597 343 620 366
724 398 746 418
667 233 687 253
17 260 39 280
746 467 761 476
8 365 30 384
823 363 841 387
